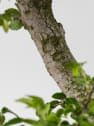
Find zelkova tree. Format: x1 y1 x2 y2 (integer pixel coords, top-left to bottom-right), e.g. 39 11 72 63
0 0 94 126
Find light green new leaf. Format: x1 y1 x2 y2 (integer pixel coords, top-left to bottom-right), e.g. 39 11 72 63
17 96 46 119
3 19 9 32
44 103 51 115
46 112 60 123
17 95 45 109
64 62 86 77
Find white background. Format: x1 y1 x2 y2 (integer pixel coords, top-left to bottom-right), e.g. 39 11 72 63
0 0 94 121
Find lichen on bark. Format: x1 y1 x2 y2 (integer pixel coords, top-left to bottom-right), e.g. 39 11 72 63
16 0 88 102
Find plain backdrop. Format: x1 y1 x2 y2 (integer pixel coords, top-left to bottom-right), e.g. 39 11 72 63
0 0 94 121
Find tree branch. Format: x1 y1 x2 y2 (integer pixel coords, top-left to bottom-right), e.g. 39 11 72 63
16 0 88 102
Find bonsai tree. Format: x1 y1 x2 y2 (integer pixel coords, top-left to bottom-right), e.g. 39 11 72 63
0 0 94 125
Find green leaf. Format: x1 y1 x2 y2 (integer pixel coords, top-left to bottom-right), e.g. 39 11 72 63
1 107 19 117
3 117 37 126
0 15 3 26
1 107 11 114
63 105 74 115
2 8 19 21
72 67 80 77
60 121 70 126
52 92 66 100
17 96 48 119
64 62 80 71
2 13 11 21
64 62 86 77
44 103 51 115
65 98 77 104
3 19 9 32
17 95 45 109
78 117 94 126
50 100 60 108
56 109 64 117
0 113 5 125
5 8 19 16
35 120 57 126
20 118 37 125
3 118 22 126
36 103 51 120
46 112 60 124
63 98 82 114
9 19 22 30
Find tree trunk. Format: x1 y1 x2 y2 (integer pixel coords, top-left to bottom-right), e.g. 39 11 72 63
16 0 88 102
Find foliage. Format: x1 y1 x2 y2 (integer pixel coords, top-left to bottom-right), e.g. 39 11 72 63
0 90 94 126
0 65 94 126
0 6 94 126
0 8 23 32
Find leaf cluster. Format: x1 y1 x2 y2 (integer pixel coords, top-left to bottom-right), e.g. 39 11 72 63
0 8 23 32
0 62 94 126
0 91 94 126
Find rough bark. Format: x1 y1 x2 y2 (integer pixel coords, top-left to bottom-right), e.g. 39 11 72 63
16 0 88 102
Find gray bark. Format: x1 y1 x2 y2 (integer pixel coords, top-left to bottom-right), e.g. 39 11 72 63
16 0 88 102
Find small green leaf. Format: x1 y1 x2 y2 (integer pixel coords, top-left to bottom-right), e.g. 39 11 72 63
36 103 51 120
3 118 22 126
63 98 82 114
44 103 51 115
0 113 5 125
0 15 3 26
17 95 45 109
64 62 86 77
64 62 78 68
1 107 19 117
72 67 80 77
9 19 22 30
5 8 20 16
21 118 37 125
3 19 9 32
52 92 66 100
56 109 64 117
60 121 70 126
50 100 60 108
35 120 57 126
2 13 11 21
78 117 94 126
65 98 78 105
17 96 47 119
3 117 37 126
1 107 11 114
46 112 59 123
64 62 80 77
2 8 19 21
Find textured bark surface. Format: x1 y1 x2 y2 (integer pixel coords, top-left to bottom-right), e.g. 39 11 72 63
16 0 88 102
